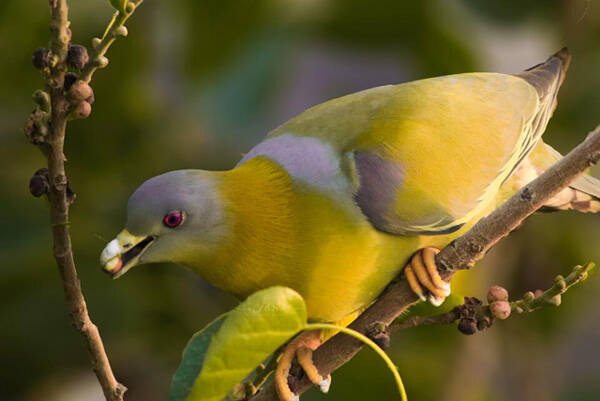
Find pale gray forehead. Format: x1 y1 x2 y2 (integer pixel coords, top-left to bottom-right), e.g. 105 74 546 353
237 133 346 189
126 170 210 232
128 171 192 210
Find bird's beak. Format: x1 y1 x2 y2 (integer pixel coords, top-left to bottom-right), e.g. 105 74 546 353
100 229 155 279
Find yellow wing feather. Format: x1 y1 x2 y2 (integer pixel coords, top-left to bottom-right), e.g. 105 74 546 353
352 73 540 233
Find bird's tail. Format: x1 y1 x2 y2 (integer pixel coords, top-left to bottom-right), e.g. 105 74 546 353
509 49 600 212
523 140 600 213
515 47 571 118
544 172 600 213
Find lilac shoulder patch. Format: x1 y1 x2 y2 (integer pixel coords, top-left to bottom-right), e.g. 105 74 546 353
237 134 345 189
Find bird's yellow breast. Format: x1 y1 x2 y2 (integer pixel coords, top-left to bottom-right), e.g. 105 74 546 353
195 157 481 322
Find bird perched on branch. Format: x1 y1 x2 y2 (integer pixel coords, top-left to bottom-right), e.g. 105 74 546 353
101 48 600 401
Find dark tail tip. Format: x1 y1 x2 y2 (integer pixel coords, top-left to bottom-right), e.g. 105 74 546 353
552 46 571 73
520 47 572 92
516 47 572 116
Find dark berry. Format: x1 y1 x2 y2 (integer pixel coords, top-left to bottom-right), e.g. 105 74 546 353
457 318 477 335
33 48 52 69
477 315 493 331
67 44 89 70
29 169 49 197
63 72 78 91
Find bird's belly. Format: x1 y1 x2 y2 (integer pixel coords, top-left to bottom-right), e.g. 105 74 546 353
298 233 417 322
286 196 422 322
289 199 486 323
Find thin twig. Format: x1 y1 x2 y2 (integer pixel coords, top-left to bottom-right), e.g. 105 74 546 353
390 309 461 332
511 263 594 313
79 0 144 83
45 1 125 400
251 125 600 401
26 1 144 400
390 263 594 332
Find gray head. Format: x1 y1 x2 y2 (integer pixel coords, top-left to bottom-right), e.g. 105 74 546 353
100 170 225 278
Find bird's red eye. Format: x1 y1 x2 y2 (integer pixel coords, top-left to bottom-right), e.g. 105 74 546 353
163 211 183 228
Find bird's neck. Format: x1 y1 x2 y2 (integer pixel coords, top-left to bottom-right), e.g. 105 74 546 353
203 157 300 299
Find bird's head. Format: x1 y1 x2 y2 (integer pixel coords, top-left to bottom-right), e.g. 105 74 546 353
100 170 226 278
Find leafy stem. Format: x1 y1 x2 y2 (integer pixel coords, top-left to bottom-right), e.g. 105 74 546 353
79 0 144 83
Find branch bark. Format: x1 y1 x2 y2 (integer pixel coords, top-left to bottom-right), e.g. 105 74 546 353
251 124 600 401
25 1 143 400
44 2 126 400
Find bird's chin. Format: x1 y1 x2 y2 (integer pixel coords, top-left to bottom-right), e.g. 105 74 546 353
102 235 155 279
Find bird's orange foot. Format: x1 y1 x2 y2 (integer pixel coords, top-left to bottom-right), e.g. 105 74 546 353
404 247 450 306
275 330 331 401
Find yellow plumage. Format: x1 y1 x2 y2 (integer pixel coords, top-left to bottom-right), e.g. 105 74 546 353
102 48 599 325
186 156 495 322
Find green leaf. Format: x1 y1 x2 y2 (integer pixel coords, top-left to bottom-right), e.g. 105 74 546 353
169 286 307 401
108 0 126 12
168 314 228 401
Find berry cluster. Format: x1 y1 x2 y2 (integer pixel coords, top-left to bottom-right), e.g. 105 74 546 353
27 41 95 148
456 286 511 335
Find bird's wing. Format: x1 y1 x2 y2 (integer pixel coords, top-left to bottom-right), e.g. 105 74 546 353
351 50 569 235
262 50 569 235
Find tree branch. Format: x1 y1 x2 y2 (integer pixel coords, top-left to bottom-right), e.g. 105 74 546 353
25 1 144 400
390 308 461 332
251 124 600 401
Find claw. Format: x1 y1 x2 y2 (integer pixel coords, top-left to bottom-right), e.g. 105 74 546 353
405 265 427 301
422 248 448 290
428 295 445 307
275 330 328 401
319 375 331 393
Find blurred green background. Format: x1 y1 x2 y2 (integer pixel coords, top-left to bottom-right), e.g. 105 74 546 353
2 0 600 400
